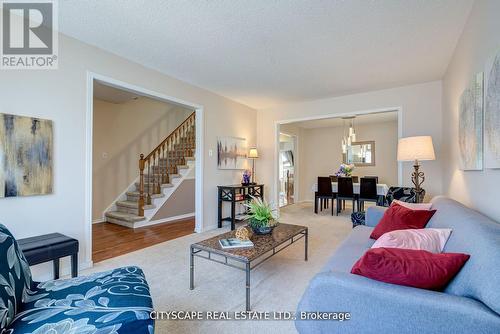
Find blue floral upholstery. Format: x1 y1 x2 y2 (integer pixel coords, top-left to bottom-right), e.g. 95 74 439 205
0 224 34 329
350 212 366 228
386 187 425 205
1 224 154 334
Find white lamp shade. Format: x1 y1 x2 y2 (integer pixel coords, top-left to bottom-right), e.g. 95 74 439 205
248 148 259 159
397 136 435 162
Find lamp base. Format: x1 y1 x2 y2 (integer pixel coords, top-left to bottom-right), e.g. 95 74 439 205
411 161 425 203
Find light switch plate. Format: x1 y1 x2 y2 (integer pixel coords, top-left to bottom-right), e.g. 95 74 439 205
208 149 213 157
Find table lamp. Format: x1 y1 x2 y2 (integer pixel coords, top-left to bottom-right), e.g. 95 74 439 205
397 136 435 203
248 147 259 184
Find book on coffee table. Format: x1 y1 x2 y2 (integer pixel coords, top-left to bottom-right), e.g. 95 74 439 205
219 238 254 249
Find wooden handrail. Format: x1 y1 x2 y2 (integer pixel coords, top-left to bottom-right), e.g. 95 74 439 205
143 111 196 161
138 111 196 216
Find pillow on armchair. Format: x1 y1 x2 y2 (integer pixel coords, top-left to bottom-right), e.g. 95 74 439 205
386 187 425 205
0 224 34 328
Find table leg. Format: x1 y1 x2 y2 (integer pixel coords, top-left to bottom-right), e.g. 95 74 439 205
53 258 60 279
190 246 195 290
71 253 78 277
245 262 251 311
218 189 222 228
305 230 308 261
231 196 236 231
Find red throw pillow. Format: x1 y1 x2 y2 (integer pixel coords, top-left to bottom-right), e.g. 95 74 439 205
370 203 436 239
351 247 470 290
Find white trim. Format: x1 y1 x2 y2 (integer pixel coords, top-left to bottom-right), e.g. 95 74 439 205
85 72 94 269
134 212 195 229
397 108 404 186
92 219 105 224
194 108 204 233
85 72 205 267
273 107 403 206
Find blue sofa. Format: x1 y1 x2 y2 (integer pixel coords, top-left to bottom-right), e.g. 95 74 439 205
0 224 154 333
296 196 500 333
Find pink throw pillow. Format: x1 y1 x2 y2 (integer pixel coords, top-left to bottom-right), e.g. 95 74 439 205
392 199 433 210
372 228 452 253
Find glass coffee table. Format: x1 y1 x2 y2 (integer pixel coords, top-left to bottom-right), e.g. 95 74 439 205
190 223 308 311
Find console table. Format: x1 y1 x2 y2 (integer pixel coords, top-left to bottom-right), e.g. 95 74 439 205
18 233 79 279
217 184 264 230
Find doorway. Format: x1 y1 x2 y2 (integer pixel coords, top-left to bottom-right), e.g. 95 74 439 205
85 72 204 266
274 108 403 207
279 133 296 207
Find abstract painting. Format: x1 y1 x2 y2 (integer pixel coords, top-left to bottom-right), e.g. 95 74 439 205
484 49 500 169
217 136 247 169
459 72 483 171
0 113 53 197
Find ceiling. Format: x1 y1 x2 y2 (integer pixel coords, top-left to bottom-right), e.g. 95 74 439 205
291 111 398 129
60 1 473 109
93 81 140 104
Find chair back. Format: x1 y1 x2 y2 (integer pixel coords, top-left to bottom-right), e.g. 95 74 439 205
363 176 379 183
359 177 378 199
337 177 354 197
317 177 333 196
329 175 338 182
351 176 359 183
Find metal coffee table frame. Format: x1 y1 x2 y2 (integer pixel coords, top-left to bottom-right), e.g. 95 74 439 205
190 228 308 311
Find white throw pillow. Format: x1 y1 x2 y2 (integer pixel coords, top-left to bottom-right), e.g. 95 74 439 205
392 199 433 210
371 228 452 254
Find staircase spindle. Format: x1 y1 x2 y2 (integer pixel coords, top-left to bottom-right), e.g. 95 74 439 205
138 154 145 216
147 157 151 205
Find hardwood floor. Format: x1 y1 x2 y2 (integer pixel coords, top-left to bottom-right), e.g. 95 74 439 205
92 218 195 263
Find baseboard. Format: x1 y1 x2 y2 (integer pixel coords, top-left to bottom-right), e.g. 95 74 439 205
134 212 195 228
92 218 105 224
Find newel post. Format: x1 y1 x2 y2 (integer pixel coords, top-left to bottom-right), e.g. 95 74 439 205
138 153 145 216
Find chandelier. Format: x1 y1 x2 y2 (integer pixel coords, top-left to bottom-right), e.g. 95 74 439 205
341 116 356 154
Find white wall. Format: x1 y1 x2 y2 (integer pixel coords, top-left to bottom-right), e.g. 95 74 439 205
297 120 398 201
0 33 256 281
257 81 443 205
442 0 500 222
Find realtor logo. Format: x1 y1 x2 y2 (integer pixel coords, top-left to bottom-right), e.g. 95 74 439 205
1 0 58 69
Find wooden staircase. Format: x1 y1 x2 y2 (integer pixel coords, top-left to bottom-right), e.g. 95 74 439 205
105 112 196 228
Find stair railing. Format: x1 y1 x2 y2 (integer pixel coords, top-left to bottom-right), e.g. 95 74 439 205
138 111 196 216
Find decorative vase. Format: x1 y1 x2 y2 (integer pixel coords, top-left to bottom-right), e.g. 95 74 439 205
252 225 274 235
249 219 277 235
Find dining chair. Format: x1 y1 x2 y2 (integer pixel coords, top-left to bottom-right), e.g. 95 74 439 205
315 177 336 215
363 176 379 183
336 177 357 215
358 177 378 211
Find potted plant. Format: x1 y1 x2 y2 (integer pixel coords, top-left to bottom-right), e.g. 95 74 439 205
244 196 279 235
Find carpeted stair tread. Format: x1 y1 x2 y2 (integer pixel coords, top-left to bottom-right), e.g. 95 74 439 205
105 211 145 222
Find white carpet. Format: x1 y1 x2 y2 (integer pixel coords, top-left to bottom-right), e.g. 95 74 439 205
84 202 353 334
